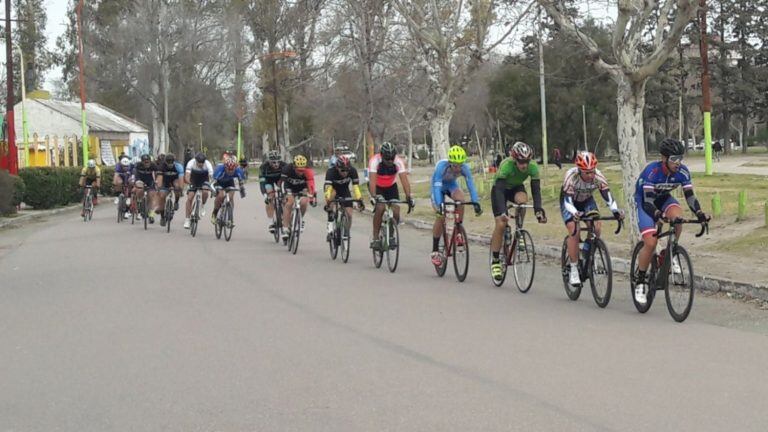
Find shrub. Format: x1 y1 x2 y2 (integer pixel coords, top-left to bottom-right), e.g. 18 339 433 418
0 170 23 215
18 167 82 209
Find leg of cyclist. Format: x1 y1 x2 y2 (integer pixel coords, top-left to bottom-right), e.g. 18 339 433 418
514 189 528 225
431 195 445 265
184 187 195 228
490 184 514 281
173 178 183 210
451 188 466 221
326 189 338 237
299 195 309 232
113 173 123 204
282 193 295 237
157 187 168 224
211 187 225 224
562 199 582 285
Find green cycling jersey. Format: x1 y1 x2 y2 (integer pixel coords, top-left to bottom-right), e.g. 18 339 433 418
494 158 540 188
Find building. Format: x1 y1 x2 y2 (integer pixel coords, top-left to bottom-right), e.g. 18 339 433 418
13 98 149 167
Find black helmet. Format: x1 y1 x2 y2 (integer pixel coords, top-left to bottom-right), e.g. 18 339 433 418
140 154 151 162
380 142 397 161
267 150 281 161
165 153 175 163
239 158 248 167
659 138 685 157
194 152 206 163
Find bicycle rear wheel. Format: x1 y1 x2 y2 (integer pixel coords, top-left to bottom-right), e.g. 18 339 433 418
664 246 694 322
589 238 612 308
630 241 656 313
452 224 469 282
223 202 234 241
512 229 535 293
340 213 351 263
434 231 448 277
290 209 301 254
561 237 582 300
386 222 400 273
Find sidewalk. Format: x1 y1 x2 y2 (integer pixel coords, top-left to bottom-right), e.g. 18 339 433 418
0 204 81 230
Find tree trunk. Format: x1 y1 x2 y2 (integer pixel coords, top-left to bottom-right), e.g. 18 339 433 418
262 132 270 156
429 104 454 161
406 124 414 172
283 104 291 149
741 116 748 154
615 77 649 241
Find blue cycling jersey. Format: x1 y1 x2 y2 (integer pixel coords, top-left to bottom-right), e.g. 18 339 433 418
634 161 693 200
431 159 479 207
213 164 245 182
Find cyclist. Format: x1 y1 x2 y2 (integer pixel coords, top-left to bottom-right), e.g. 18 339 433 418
211 157 246 225
323 154 363 239
368 142 413 251
259 150 286 233
489 141 547 283
113 157 133 209
560 151 624 287
281 154 317 240
239 158 249 180
429 145 482 265
79 159 101 216
328 146 343 168
633 138 708 305
131 154 160 223
156 153 184 226
183 152 214 229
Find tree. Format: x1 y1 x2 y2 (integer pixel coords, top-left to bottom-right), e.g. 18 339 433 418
393 0 535 160
539 0 699 239
13 0 54 93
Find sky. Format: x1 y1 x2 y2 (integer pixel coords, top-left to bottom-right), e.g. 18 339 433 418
43 0 69 91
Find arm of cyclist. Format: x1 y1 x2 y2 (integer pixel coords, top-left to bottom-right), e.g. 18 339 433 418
683 186 708 221
460 163 482 215
530 179 546 222
598 188 623 219
641 184 663 220
399 170 414 209
430 166 445 213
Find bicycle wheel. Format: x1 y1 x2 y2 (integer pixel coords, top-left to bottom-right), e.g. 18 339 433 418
630 241 656 313
165 197 173 233
372 225 384 268
117 194 125 223
340 213 351 264
273 203 281 243
386 221 400 273
329 213 339 260
434 231 448 277
190 196 200 237
512 229 535 293
214 209 223 239
82 195 89 222
142 197 148 230
561 237 582 300
290 208 301 254
489 229 509 287
224 202 234 241
452 224 469 282
589 238 612 308
664 246 694 322
130 196 136 225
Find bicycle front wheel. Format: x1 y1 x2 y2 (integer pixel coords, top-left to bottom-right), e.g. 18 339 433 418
117 195 125 223
329 215 339 260
452 224 469 282
142 198 148 230
434 231 448 277
190 196 200 237
664 246 694 322
561 237 581 300
290 209 301 254
273 204 281 243
223 202 234 241
589 238 612 308
372 225 384 268
512 229 535 293
340 213 351 263
386 222 400 273
165 198 173 233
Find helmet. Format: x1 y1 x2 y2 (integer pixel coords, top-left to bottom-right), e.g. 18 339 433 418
239 158 248 167
87 159 96 168
575 151 598 171
120 157 130 167
448 145 467 164
267 150 281 161
195 152 206 163
165 153 175 163
380 142 397 161
224 157 237 170
510 141 533 161
140 154 151 162
336 155 351 170
293 154 308 168
659 138 685 157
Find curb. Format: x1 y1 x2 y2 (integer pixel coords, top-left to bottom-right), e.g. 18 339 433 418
392 215 768 302
0 204 81 230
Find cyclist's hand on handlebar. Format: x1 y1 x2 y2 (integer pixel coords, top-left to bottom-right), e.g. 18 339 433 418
407 196 415 208
535 207 547 224
572 211 583 222
473 203 483 217
309 195 318 207
696 210 710 223
264 197 270 205
653 209 663 221
240 188 246 199
613 209 625 221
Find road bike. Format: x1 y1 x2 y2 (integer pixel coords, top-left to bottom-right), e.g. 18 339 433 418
188 183 211 238
327 197 363 263
433 201 478 282
630 218 709 322
116 182 132 223
489 203 536 292
161 187 176 233
371 198 413 273
270 188 285 243
560 212 623 308
285 192 313 254
82 186 94 222
214 186 239 241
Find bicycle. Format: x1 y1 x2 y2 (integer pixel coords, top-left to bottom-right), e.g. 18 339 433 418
433 201 479 282
285 192 313 255
214 186 239 241
116 182 131 223
188 182 212 238
559 213 623 308
371 198 413 273
327 197 363 263
136 189 149 230
82 186 94 222
489 203 536 292
161 188 176 233
630 218 709 322
270 188 285 243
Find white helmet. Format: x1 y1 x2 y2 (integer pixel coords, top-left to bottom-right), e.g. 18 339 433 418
120 157 130 167
87 159 96 168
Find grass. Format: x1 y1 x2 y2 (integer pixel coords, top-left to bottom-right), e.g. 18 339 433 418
710 227 768 253
742 161 768 168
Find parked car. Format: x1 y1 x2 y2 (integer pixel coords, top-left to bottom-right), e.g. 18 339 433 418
335 145 357 163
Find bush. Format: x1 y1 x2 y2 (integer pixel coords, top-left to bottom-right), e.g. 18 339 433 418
19 167 81 209
0 170 24 215
13 174 25 206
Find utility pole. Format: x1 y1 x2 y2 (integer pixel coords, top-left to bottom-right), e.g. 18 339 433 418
4 0 18 174
76 0 89 165
699 0 713 175
582 105 588 150
537 6 549 183
16 46 29 167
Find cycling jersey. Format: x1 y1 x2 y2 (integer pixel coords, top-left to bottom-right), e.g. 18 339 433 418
281 164 316 195
132 163 157 187
491 158 543 217
430 159 479 207
213 164 245 183
560 167 618 218
158 161 185 188
115 164 133 179
494 158 540 187
259 161 286 194
368 154 406 188
80 167 101 182
324 167 361 201
634 161 701 236
185 159 213 187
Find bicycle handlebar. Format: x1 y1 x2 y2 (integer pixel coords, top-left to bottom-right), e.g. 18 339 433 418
373 198 413 214
569 216 623 237
655 218 709 238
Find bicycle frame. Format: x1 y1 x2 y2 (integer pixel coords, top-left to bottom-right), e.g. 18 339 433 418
501 203 533 265
440 201 478 258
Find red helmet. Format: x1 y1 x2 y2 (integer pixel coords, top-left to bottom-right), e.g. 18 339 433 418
575 151 598 171
224 157 237 170
336 155 351 170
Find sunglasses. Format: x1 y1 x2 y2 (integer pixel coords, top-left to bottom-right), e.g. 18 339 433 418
580 169 596 175
515 159 530 165
668 155 684 163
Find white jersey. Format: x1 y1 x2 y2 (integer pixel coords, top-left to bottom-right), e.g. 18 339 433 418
561 167 609 203
185 159 214 177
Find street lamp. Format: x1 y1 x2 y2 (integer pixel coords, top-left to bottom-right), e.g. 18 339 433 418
260 50 297 155
197 122 203 152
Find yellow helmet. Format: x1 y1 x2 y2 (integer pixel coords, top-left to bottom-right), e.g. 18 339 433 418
293 154 308 168
448 145 467 164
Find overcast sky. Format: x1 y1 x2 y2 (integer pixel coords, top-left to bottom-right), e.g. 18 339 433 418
44 0 69 91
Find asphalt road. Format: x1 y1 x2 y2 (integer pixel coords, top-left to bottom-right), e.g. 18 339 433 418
2 193 768 431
